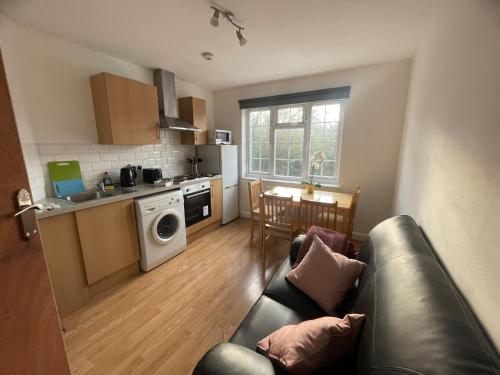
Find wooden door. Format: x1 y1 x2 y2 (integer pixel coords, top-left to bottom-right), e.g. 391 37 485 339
211 178 223 222
0 51 71 374
90 73 160 145
75 199 140 285
179 96 208 145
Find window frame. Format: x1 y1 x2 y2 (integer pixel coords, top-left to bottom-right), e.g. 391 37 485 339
245 100 345 185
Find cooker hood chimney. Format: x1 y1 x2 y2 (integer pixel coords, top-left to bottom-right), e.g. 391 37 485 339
153 69 200 131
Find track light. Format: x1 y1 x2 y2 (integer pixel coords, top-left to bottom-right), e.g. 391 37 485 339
209 5 247 46
236 28 247 46
210 9 219 27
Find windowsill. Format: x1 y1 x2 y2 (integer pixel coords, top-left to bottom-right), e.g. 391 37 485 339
242 175 341 189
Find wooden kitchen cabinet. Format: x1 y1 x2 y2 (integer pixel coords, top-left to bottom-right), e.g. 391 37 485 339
38 213 90 317
211 178 223 223
179 96 208 145
75 199 140 285
90 72 160 145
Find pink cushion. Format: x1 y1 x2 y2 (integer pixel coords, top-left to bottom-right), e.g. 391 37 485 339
257 314 366 375
293 226 356 268
287 235 365 314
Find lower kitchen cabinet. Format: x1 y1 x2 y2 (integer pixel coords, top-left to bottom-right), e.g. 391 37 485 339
39 213 90 317
75 199 140 285
211 178 222 223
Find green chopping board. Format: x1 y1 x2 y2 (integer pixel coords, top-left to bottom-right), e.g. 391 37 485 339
48 160 85 197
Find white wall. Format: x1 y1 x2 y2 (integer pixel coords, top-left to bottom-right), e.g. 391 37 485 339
0 16 214 144
0 16 213 200
215 60 412 236
394 0 500 350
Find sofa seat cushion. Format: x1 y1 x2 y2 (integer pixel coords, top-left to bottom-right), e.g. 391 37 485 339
263 257 326 319
230 295 310 350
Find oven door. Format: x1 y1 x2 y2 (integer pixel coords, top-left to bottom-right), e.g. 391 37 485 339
183 188 211 227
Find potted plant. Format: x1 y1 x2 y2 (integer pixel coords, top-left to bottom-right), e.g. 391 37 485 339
302 151 325 194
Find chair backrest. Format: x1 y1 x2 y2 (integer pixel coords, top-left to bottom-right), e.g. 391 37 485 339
346 187 361 238
260 193 294 229
299 197 338 231
248 179 263 212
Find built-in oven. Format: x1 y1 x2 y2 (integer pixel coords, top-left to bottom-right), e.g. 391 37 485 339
181 181 211 227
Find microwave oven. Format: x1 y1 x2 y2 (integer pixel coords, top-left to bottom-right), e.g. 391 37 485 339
215 129 232 144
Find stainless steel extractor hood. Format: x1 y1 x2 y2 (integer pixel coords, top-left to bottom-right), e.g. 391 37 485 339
153 69 200 131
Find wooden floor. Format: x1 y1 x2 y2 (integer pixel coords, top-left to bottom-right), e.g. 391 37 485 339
62 218 291 375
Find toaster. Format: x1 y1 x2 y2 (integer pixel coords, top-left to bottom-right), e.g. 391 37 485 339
142 168 163 184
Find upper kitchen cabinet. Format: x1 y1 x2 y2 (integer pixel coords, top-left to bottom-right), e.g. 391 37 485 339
90 73 160 145
179 96 208 145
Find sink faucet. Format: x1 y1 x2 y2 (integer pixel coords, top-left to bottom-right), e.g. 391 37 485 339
96 181 106 193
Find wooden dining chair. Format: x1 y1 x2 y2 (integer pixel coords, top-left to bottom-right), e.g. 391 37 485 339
335 187 361 239
259 193 299 251
345 187 361 240
248 179 264 239
299 198 338 232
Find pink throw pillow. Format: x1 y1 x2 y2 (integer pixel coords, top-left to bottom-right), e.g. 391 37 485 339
293 226 356 268
257 314 366 375
287 235 365 314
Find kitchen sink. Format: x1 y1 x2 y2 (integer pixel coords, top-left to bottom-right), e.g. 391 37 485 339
59 190 123 204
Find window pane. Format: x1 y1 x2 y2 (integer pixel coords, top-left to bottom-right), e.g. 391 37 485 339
290 128 303 142
289 160 302 177
261 143 269 158
322 160 335 177
277 108 290 123
275 129 289 142
310 123 323 142
323 122 337 140
249 111 259 126
275 142 288 159
260 110 270 125
251 143 260 158
290 107 303 123
289 143 302 159
261 159 269 172
275 160 288 176
325 104 340 122
251 159 260 172
311 105 325 123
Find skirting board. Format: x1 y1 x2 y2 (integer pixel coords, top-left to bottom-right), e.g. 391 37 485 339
239 210 368 241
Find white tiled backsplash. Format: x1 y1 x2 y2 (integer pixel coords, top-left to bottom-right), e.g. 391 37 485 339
22 130 195 201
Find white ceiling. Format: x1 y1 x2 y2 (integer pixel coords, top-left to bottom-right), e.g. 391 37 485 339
0 0 437 90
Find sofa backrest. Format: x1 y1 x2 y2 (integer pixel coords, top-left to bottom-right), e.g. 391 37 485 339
352 215 499 375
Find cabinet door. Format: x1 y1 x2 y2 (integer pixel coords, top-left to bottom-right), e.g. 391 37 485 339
90 73 160 145
211 178 223 222
179 96 208 145
75 199 140 285
39 213 90 317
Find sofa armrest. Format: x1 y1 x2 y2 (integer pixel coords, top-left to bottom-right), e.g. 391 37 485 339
193 343 275 375
289 234 305 263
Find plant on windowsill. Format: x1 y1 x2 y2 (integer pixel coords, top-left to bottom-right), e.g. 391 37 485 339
302 151 325 194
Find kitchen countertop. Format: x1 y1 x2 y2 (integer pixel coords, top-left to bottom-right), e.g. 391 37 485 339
36 175 221 219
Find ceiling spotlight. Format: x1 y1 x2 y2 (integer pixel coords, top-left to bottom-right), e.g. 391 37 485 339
201 52 215 61
236 28 247 46
209 5 248 46
210 9 219 27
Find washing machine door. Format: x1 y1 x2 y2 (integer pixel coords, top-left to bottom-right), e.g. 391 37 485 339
151 209 181 244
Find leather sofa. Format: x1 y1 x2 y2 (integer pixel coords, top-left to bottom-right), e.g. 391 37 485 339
193 215 500 374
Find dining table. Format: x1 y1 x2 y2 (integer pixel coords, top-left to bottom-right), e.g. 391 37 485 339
263 186 353 233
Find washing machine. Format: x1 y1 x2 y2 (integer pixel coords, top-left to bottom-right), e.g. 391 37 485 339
135 189 186 272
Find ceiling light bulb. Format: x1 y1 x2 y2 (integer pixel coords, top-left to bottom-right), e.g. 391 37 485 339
236 29 247 46
210 9 219 27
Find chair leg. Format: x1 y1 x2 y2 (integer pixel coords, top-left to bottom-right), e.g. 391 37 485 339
250 215 254 240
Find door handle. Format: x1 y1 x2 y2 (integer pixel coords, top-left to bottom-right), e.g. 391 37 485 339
14 204 43 217
14 188 42 239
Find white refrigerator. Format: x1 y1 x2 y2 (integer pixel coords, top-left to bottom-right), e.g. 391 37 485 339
196 145 239 224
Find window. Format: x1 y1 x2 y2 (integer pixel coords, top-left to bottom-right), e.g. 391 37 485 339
246 101 344 184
